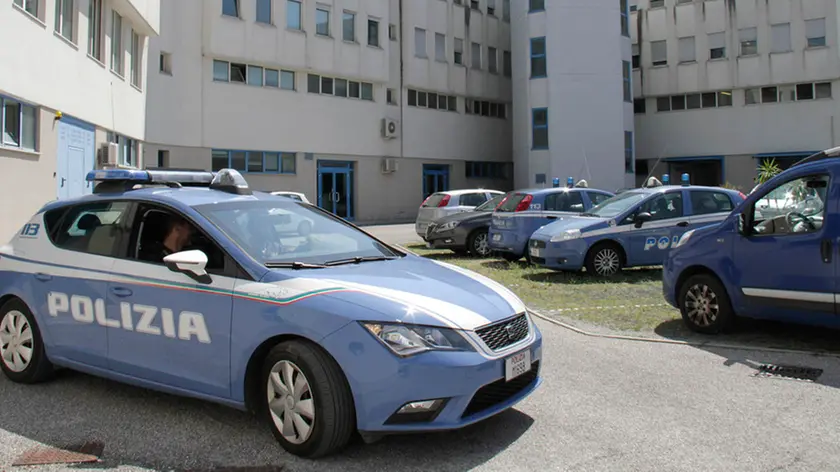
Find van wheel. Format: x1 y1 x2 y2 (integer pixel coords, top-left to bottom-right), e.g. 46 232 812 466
468 229 492 257
261 340 356 458
0 298 54 384
585 243 623 277
678 274 735 334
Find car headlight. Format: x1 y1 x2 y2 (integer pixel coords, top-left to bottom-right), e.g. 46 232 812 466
674 229 694 248
361 322 474 356
435 221 458 232
549 228 581 243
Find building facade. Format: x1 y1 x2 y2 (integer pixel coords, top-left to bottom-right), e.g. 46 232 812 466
631 0 840 191
510 0 636 193
144 0 514 224
0 0 160 237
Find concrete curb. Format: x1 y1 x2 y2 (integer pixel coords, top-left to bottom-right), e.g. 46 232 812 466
529 309 840 358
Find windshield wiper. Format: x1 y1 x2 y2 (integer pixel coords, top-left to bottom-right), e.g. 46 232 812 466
264 261 327 269
323 256 397 267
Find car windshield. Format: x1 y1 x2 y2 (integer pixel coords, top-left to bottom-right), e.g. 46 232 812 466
194 200 400 266
476 193 506 211
585 191 650 218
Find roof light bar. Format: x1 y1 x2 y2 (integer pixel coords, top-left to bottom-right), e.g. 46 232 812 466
85 169 216 184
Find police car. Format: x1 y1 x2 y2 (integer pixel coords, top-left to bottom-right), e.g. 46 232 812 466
488 178 614 262
0 168 542 458
527 174 746 276
663 147 838 334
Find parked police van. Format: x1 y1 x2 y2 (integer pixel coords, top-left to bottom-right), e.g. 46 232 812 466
528 174 745 276
663 147 839 334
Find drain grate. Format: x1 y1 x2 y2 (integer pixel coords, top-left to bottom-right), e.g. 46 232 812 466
754 364 824 382
11 441 103 466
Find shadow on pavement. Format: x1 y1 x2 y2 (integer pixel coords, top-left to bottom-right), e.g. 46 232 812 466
654 318 840 388
0 370 533 472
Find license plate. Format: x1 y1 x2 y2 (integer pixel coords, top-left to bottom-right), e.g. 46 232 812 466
529 247 543 258
492 233 502 242
504 349 531 382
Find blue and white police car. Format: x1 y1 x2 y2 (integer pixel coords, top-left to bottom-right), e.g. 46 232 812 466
0 168 542 458
527 175 746 276
488 178 614 262
663 147 838 334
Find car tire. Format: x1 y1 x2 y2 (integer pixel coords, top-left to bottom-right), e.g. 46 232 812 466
0 298 54 384
678 273 736 334
297 220 312 237
584 243 623 277
261 340 356 458
467 229 492 258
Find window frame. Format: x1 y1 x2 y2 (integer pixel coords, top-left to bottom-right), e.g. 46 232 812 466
689 190 735 216
315 6 331 37
367 18 380 47
1 95 39 152
622 60 632 102
222 0 239 17
212 149 297 175
544 191 585 213
286 0 302 30
529 37 546 78
256 0 272 24
531 107 549 150
54 0 76 43
87 0 103 60
111 10 124 76
746 173 830 238
342 10 356 42
130 29 143 89
620 0 629 37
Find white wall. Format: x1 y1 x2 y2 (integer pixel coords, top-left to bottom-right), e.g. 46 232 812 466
0 0 158 140
512 0 632 192
633 0 840 160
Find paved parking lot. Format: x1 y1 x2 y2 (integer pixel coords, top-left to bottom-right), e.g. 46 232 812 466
1 224 838 471
1 316 839 471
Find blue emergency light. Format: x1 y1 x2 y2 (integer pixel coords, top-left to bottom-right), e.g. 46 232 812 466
552 177 560 188
662 174 670 185
566 177 574 187
681 173 690 186
85 168 252 195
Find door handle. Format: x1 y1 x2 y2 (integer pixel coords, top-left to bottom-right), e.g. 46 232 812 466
60 177 66 188
676 221 689 227
821 239 832 264
34 273 52 282
110 286 133 297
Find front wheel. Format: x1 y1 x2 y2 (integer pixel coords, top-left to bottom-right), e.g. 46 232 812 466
584 243 623 277
678 274 736 334
468 229 492 257
261 340 356 458
0 298 54 384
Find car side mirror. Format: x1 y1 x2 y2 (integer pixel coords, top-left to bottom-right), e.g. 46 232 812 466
737 212 750 236
164 249 209 278
634 212 652 228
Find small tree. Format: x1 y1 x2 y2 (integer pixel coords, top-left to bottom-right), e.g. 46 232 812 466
756 158 782 185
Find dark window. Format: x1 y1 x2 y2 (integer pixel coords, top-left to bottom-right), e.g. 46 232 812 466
459 193 488 207
307 74 320 93
47 201 132 257
634 192 684 222
408 89 417 106
690 190 734 215
529 0 544 11
587 191 611 206
634 98 646 114
530 37 547 77
544 191 585 212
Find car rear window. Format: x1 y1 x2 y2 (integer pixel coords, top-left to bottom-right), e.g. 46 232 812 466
496 193 530 212
422 193 447 207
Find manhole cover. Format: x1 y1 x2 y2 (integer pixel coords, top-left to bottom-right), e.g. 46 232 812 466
755 364 823 382
12 441 103 466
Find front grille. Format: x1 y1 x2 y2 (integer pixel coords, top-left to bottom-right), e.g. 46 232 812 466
461 360 540 418
475 313 530 351
530 239 546 249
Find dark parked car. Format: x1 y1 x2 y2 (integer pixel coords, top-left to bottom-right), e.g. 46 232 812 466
424 193 508 257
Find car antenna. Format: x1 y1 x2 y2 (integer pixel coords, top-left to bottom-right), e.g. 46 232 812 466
642 146 668 188
581 146 593 182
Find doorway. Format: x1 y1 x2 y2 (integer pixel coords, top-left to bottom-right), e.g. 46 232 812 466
665 158 723 186
423 164 449 199
317 160 354 220
56 117 96 199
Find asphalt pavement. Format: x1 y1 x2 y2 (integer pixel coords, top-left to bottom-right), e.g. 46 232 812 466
0 224 838 471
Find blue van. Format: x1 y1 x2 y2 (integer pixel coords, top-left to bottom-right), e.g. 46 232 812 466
488 181 614 262
663 147 839 334
528 176 745 276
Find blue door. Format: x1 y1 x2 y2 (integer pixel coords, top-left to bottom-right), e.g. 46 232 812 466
626 190 690 266
733 172 837 321
317 161 354 221
56 117 96 200
106 204 233 398
423 164 449 199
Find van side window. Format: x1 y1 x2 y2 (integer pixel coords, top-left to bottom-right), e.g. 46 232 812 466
690 191 734 215
544 191 585 212
47 201 131 257
751 175 829 236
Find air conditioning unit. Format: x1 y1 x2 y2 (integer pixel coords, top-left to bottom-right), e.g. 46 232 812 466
97 142 120 168
381 157 399 173
382 118 399 139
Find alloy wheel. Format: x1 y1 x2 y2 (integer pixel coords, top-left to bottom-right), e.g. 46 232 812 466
684 283 719 327
593 248 620 276
473 232 490 256
267 360 316 445
0 310 34 373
